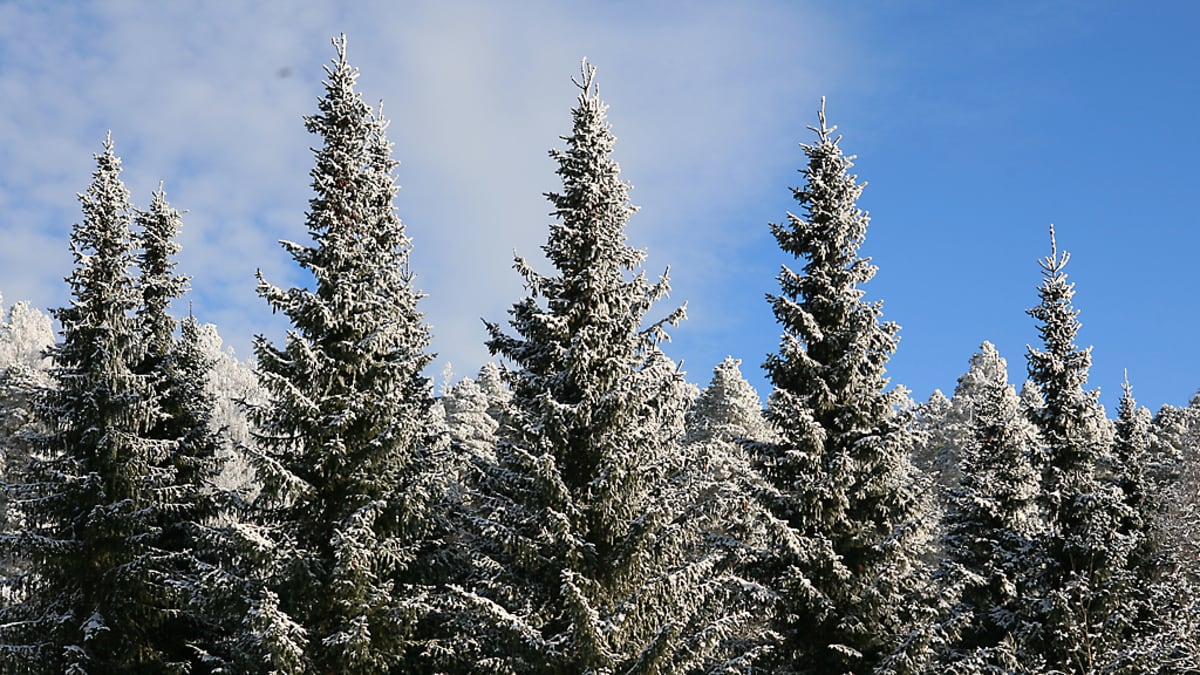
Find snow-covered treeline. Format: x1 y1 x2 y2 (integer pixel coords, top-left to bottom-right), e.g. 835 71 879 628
0 36 1197 674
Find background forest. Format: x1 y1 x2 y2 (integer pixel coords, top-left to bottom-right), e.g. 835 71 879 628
1 31 1199 675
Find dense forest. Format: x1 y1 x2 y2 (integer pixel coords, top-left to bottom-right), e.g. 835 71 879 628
0 37 1197 674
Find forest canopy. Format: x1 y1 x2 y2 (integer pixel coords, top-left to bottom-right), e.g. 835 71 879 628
0 37 1197 674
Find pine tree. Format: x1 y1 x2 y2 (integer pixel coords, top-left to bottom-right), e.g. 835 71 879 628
250 35 443 672
0 137 187 672
1024 226 1126 672
755 100 931 673
933 342 1043 670
460 60 759 673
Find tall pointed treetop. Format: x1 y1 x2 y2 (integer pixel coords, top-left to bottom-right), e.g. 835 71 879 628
757 99 929 673
251 35 439 672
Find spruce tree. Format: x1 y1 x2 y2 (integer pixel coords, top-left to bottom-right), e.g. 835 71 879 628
0 297 54 594
192 322 264 499
128 183 237 667
0 137 187 672
933 342 1042 670
475 362 514 443
1099 379 1195 670
681 357 779 664
250 35 442 672
911 389 952 485
461 60 758 673
1024 226 1125 672
443 376 499 462
920 343 1015 495
135 189 292 669
685 357 771 447
755 100 931 673
1148 399 1200 669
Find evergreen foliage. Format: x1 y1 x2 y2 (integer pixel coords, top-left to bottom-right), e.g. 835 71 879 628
129 184 242 668
476 362 514 427
1148 399 1200 668
6 38 1200 674
755 100 932 674
0 137 189 672
932 342 1042 669
462 60 760 674
0 297 54 595
916 344 1015 496
443 376 500 463
1099 385 1200 669
685 357 771 447
1023 226 1133 672
250 35 443 672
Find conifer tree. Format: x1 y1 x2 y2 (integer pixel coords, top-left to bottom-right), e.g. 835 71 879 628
685 357 770 446
933 342 1042 670
911 389 952 483
135 190 293 669
250 35 442 672
681 357 779 663
755 100 931 673
462 60 759 673
1024 226 1125 672
475 362 514 440
191 322 264 499
1098 379 1197 669
1148 399 1200 668
1110 378 1159 571
162 316 309 672
443 376 499 462
0 137 186 672
128 183 238 667
919 343 1015 494
0 297 54 593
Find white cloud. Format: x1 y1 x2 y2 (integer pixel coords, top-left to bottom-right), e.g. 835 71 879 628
0 1 849 380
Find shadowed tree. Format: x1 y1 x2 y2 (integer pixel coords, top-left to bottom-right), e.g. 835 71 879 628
0 138 187 672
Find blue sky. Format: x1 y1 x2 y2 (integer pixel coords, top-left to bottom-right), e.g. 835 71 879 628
0 1 1196 412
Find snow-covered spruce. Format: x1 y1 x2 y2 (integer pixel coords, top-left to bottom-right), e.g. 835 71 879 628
457 60 766 673
930 342 1043 670
0 295 54 597
249 35 448 673
1022 226 1158 671
0 138 195 671
753 100 933 674
130 184 270 670
685 357 771 447
1146 398 1200 669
